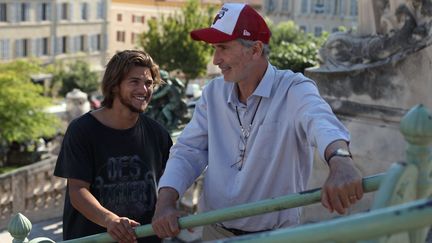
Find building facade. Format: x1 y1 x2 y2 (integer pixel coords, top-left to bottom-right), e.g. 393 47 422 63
109 0 225 59
0 0 109 70
263 0 358 36
110 0 180 58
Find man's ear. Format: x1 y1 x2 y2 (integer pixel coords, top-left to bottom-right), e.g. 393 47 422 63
251 41 264 58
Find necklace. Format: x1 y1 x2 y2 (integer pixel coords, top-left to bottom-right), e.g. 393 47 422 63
235 96 263 139
232 96 263 170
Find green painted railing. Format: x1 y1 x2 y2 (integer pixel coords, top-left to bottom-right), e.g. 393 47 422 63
7 175 383 243
6 104 432 243
59 175 383 243
216 198 432 243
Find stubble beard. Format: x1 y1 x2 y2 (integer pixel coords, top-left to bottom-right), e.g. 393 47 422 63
118 94 147 113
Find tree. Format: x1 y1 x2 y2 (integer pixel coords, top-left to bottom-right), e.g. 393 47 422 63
52 60 99 96
0 60 60 164
269 20 328 73
138 0 216 80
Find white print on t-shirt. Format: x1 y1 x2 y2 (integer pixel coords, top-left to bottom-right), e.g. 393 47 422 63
93 155 156 216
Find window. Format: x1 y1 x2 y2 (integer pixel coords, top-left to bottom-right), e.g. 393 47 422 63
96 34 101 51
301 0 308 14
339 0 345 16
116 31 125 42
81 3 88 20
314 0 325 14
334 0 339 14
350 0 358 16
0 39 10 60
266 0 276 12
0 3 7 22
35 37 49 56
117 13 122 21
61 3 69 20
314 26 323 36
300 26 307 32
282 0 289 12
97 0 105 19
20 3 30 22
42 37 49 55
324 0 334 14
22 39 28 57
40 3 51 21
16 39 29 57
89 34 102 52
79 35 85 51
61 36 67 53
131 33 138 44
132 15 144 23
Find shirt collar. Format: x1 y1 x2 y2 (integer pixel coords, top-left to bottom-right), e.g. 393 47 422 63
227 62 275 104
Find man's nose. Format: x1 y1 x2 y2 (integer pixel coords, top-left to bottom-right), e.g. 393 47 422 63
140 82 151 92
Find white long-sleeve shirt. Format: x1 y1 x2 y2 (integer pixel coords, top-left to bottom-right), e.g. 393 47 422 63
159 63 350 231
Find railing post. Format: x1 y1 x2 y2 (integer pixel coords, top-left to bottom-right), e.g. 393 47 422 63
6 213 55 243
399 104 432 243
7 213 32 243
399 104 432 198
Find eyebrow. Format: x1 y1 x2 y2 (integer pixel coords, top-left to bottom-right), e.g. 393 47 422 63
128 76 153 81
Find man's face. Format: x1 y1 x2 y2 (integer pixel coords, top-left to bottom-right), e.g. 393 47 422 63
212 40 254 83
116 66 154 113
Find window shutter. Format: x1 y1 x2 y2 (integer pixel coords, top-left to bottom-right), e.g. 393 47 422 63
25 3 30 21
31 38 37 57
69 2 73 21
5 39 10 59
47 3 51 21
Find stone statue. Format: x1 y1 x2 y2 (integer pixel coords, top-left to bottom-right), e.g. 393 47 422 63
318 0 432 71
65 88 91 123
146 70 189 130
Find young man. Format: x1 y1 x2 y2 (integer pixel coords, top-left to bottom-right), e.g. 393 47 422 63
152 3 363 240
55 50 172 243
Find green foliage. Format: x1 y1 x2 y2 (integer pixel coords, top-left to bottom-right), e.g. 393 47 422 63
0 61 60 144
139 0 216 80
268 20 328 73
53 60 99 96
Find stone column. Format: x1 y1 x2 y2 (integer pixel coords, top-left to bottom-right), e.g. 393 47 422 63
357 0 379 36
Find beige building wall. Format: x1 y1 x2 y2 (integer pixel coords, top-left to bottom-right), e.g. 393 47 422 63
109 0 223 61
0 0 109 71
263 0 358 36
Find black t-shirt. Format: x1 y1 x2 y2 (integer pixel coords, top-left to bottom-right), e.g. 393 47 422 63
54 112 172 243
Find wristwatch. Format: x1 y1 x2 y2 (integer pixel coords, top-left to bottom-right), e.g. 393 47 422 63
326 148 352 164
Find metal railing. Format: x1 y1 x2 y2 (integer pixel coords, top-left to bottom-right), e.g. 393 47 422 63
6 104 432 243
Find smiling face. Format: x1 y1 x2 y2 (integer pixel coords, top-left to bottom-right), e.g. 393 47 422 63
212 40 254 84
114 66 154 113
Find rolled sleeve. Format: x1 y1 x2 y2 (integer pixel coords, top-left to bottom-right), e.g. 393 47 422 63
293 80 350 162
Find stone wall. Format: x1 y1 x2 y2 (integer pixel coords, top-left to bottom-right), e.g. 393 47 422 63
301 42 432 223
0 156 66 230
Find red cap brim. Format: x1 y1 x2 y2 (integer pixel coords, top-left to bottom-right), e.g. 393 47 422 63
190 28 239 44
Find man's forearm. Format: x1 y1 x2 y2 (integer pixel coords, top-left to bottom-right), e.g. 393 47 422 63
156 187 180 208
68 179 116 228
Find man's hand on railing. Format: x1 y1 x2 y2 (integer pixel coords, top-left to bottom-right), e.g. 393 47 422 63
152 187 185 239
321 156 364 214
105 214 140 243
